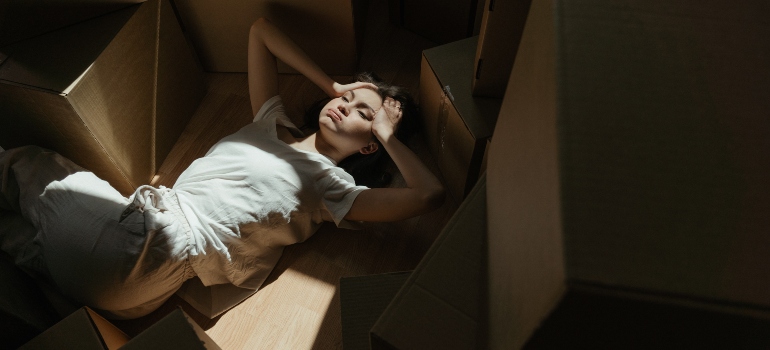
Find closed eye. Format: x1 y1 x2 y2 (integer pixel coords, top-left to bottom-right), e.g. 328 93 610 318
358 111 370 120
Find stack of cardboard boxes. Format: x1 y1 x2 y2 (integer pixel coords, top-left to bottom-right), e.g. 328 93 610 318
418 0 530 201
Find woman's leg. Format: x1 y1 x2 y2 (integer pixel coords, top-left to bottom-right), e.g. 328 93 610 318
0 146 188 319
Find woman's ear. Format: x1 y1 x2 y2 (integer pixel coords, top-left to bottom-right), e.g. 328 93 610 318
359 141 379 155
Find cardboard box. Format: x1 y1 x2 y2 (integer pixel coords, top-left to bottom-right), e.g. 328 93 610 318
339 271 411 350
471 0 532 98
171 0 369 74
371 175 487 349
121 308 221 350
420 37 501 201
19 307 130 350
0 0 204 195
401 0 484 44
487 0 770 348
0 0 142 47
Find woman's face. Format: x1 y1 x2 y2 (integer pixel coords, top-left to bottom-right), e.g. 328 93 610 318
318 88 383 153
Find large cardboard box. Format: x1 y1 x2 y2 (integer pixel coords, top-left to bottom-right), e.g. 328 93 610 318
171 0 369 74
420 37 501 201
472 0 532 98
371 175 487 349
339 271 411 350
0 0 204 195
487 0 770 348
19 307 130 350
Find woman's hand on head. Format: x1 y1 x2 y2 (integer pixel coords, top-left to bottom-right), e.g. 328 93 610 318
372 97 402 141
331 81 377 97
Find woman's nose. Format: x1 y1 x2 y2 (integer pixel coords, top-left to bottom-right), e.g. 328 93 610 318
338 104 348 116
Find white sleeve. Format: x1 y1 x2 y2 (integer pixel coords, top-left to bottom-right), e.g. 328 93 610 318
253 95 285 122
253 95 304 136
317 167 369 228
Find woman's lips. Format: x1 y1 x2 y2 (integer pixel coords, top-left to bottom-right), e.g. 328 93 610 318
327 108 342 122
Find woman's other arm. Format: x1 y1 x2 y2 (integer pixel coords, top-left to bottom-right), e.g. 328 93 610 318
345 98 446 222
248 18 374 115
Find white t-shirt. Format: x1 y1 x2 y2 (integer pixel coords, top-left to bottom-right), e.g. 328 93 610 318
173 96 368 289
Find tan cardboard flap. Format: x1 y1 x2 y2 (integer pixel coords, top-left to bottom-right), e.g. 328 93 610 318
0 5 138 93
84 308 130 350
68 0 157 190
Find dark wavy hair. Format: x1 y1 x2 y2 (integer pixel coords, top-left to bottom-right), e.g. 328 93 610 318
301 72 419 188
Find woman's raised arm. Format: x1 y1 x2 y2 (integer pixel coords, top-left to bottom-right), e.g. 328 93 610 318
344 98 446 222
247 18 374 115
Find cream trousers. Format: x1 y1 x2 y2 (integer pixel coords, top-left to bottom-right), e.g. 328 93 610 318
0 146 196 319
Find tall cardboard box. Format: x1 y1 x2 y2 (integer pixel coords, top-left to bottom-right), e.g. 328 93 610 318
171 0 369 74
0 0 204 195
487 0 770 348
420 37 501 201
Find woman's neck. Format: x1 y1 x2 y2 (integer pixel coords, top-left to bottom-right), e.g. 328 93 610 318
293 132 347 164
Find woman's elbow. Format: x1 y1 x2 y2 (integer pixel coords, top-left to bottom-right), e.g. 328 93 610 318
422 186 446 212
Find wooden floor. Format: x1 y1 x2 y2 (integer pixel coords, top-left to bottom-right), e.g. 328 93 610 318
113 1 460 348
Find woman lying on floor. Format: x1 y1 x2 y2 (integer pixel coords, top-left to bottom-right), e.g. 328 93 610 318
0 17 444 319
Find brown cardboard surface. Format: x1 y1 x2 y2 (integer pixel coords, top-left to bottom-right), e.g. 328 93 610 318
0 0 142 47
472 0 532 98
0 5 138 93
171 0 363 74
155 0 206 172
486 0 565 347
68 0 156 191
0 84 137 194
371 175 487 349
85 308 131 349
339 271 410 350
487 0 770 347
19 307 128 350
174 276 257 319
556 0 770 307
0 0 203 194
121 308 221 350
420 37 500 200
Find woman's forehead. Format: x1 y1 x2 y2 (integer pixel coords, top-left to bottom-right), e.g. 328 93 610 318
351 88 383 108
